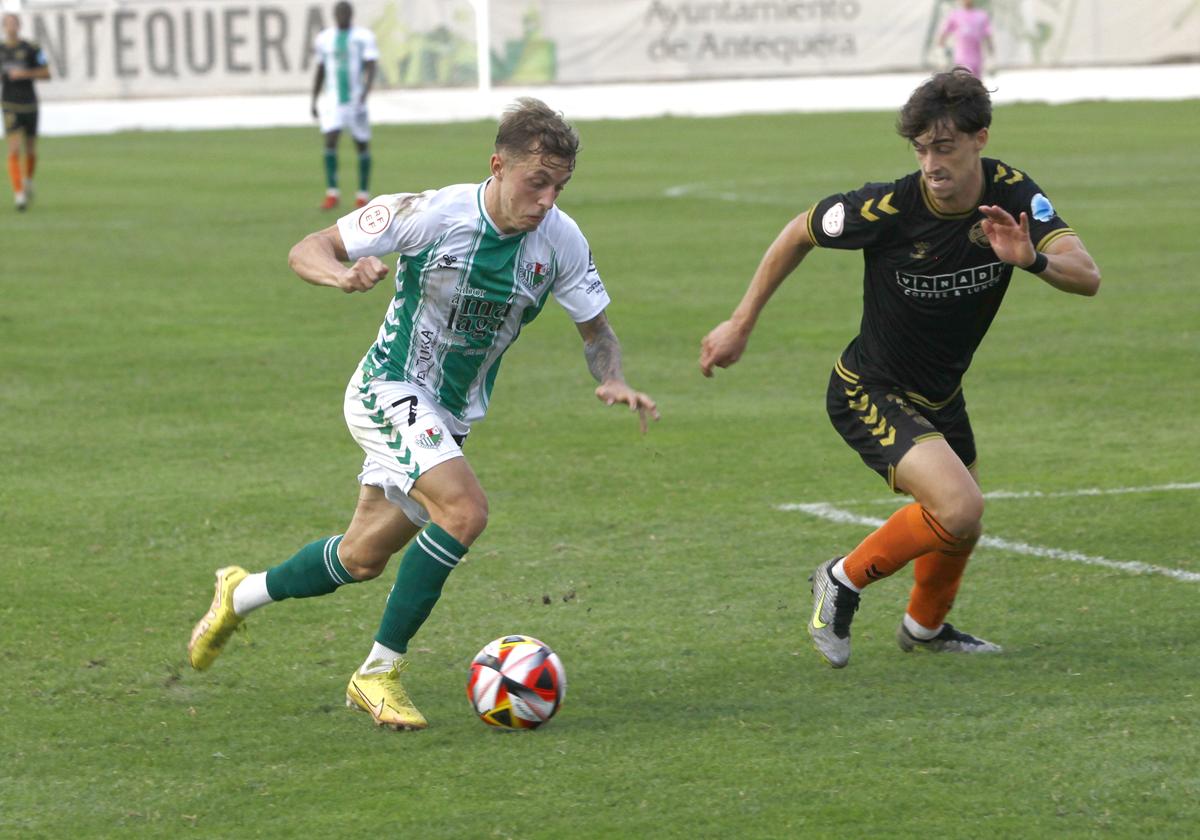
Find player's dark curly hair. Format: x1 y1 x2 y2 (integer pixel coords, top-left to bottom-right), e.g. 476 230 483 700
896 68 993 140
495 97 580 168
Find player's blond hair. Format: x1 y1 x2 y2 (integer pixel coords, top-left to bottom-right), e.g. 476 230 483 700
495 98 579 169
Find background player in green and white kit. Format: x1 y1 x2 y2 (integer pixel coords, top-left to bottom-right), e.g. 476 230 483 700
311 1 378 210
700 70 1100 669
189 98 659 730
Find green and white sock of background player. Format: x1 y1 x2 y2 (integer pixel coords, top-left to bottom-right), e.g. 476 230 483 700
323 150 338 192
358 151 371 195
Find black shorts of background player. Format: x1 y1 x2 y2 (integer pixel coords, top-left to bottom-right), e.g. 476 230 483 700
1 13 51 211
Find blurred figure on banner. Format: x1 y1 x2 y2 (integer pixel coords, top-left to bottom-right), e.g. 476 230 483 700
1 13 50 212
938 0 993 77
312 1 379 211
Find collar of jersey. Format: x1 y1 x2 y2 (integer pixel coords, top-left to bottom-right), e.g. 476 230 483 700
918 170 984 220
477 179 529 241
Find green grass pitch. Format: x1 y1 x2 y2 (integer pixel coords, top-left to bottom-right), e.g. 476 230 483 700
2 99 1198 838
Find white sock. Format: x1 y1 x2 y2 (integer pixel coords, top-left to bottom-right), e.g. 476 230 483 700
231 572 274 617
360 641 404 674
903 613 942 640
831 558 861 592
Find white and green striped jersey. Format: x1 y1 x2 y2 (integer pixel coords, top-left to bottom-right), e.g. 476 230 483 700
313 25 378 106
337 181 611 429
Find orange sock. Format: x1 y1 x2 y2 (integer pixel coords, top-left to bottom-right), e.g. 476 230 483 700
25 152 36 180
7 153 20 192
841 502 965 589
905 536 977 629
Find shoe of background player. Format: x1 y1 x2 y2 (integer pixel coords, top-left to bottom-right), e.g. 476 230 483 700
897 622 1003 654
354 191 369 208
346 659 428 730
808 557 860 668
187 566 249 670
15 190 26 211
320 191 339 211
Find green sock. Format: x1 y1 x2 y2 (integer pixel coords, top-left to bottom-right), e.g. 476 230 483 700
265 535 356 600
375 523 468 653
357 151 371 193
323 150 338 189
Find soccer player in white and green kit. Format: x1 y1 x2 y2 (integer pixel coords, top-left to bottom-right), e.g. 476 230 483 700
188 98 659 730
311 1 378 210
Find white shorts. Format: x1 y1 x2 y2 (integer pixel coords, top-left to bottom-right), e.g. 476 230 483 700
344 373 467 527
320 102 371 142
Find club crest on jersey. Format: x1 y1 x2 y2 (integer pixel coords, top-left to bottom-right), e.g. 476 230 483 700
1031 193 1056 222
909 241 932 260
822 202 845 237
968 221 991 248
415 426 444 449
518 260 550 289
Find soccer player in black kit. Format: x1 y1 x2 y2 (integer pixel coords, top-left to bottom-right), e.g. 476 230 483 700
1 13 50 211
699 69 1100 668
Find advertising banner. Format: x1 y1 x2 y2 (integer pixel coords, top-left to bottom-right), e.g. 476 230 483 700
495 0 1200 85
17 0 1200 101
23 0 476 99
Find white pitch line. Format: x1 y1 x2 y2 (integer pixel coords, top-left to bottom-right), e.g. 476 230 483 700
836 481 1200 506
982 482 1200 500
663 181 795 206
780 502 1200 584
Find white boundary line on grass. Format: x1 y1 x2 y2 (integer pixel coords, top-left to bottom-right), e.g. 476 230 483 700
776 482 1200 583
818 481 1200 506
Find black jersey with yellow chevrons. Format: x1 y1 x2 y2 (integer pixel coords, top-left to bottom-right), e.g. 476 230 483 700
0 39 46 111
806 158 1074 404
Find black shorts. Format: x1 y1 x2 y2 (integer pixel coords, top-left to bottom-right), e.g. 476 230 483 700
826 356 977 491
3 108 38 137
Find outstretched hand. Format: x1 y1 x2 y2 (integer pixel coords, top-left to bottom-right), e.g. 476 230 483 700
595 381 660 435
979 205 1036 268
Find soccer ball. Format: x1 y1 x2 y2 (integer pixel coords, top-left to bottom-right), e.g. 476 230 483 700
467 635 566 730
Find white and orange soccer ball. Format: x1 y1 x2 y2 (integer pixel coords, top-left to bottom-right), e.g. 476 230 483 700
467 635 566 730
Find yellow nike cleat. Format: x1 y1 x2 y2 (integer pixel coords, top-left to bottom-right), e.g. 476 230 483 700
187 566 249 671
346 659 428 730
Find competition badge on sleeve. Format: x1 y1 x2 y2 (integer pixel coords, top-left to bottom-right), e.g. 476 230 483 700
1031 193 1056 222
359 204 391 235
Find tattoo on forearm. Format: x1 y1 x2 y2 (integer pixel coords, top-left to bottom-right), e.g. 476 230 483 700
584 325 623 383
